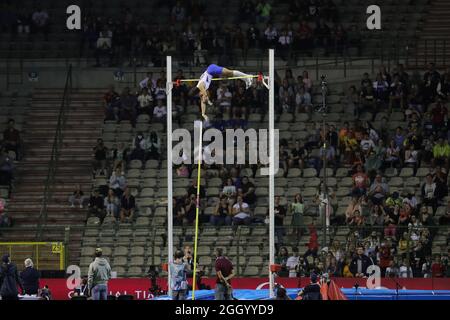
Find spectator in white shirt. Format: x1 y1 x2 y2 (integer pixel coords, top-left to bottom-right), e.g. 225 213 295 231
95 26 113 67
216 83 233 114
264 23 278 48
137 88 153 116
286 247 300 278
109 168 127 198
278 30 292 61
139 72 156 91
153 99 167 122
232 196 251 231
399 259 413 278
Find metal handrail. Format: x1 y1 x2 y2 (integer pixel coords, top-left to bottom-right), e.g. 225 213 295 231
35 65 73 240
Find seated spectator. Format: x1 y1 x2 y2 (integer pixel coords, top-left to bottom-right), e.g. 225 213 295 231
103 85 121 121
31 6 50 39
176 164 189 178
171 1 186 23
351 165 369 197
119 87 138 124
263 22 278 48
303 224 319 261
210 197 232 226
173 197 186 226
184 194 198 225
385 140 401 168
439 201 450 225
146 131 161 161
385 260 400 278
2 119 21 160
139 72 156 91
289 141 307 170
109 168 127 198
256 0 272 23
295 86 313 114
399 259 413 278
347 210 365 227
421 174 438 214
368 174 389 205
231 196 251 230
404 144 419 170
104 189 120 220
0 147 14 187
120 187 136 223
221 178 237 199
432 137 450 168
110 142 128 173
350 246 373 277
345 197 362 223
239 176 256 206
342 257 354 277
286 247 300 278
129 132 147 163
17 9 31 34
153 99 167 123
137 88 153 116
373 73 390 104
68 185 86 208
275 246 289 277
0 209 13 228
93 139 108 176
389 76 405 113
95 25 113 67
88 189 106 222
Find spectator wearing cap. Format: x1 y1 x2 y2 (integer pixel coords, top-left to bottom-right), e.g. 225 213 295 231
88 248 111 301
20 258 40 295
0 254 23 300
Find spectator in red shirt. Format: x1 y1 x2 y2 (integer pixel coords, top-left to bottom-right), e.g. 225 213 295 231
214 248 234 300
296 21 313 51
431 255 444 277
352 165 369 197
379 243 393 276
2 119 21 160
303 223 319 261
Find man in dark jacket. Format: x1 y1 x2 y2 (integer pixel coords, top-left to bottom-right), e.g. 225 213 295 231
350 246 374 277
297 273 322 300
0 254 23 300
20 258 40 295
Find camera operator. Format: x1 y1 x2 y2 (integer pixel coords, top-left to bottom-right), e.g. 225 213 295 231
169 250 189 300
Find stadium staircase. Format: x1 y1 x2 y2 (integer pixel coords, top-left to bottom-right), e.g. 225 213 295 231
416 0 450 66
4 88 104 267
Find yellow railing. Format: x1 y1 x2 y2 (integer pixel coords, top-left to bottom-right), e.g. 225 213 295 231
0 242 65 270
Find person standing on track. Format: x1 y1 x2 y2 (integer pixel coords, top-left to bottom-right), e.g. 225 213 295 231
214 248 235 300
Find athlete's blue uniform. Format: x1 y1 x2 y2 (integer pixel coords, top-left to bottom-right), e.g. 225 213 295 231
206 64 224 77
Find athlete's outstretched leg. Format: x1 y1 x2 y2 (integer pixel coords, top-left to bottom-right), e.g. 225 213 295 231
222 68 253 89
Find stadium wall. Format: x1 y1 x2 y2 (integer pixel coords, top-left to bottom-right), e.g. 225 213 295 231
43 278 450 300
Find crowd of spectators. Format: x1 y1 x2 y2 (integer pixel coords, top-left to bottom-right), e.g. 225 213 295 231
0 1 365 66
269 62 450 278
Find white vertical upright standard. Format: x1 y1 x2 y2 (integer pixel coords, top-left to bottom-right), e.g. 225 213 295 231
268 48 275 298
166 56 173 298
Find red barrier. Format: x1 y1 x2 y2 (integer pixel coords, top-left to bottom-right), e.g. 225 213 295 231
42 277 450 300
